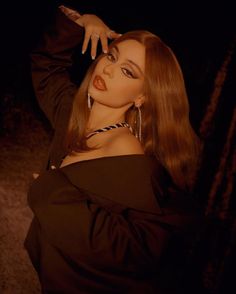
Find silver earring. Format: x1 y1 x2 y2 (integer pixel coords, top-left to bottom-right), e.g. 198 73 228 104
88 93 91 109
135 106 142 142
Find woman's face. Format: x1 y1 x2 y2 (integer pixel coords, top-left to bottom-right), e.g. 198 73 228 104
88 40 145 109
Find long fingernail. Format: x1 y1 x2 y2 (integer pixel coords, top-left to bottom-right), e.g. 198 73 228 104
92 56 95 60
82 50 85 54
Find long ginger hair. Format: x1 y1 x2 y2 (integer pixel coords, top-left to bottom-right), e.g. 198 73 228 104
65 30 202 191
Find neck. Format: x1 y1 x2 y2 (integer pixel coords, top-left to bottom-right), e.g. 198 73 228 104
86 101 130 132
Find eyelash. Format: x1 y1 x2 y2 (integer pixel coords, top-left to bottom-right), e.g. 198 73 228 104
106 52 135 78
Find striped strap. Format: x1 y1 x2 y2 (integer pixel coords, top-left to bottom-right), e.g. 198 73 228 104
86 122 133 139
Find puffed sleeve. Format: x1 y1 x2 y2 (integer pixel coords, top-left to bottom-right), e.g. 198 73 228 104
31 8 84 129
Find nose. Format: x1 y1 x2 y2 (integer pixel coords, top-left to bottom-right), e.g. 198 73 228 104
103 63 114 78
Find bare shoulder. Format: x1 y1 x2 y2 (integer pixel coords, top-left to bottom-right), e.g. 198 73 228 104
105 131 144 155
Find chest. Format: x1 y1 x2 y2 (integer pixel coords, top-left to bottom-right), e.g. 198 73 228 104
60 149 106 168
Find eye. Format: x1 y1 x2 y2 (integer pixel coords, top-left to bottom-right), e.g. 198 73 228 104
106 52 116 62
106 52 136 79
122 68 135 78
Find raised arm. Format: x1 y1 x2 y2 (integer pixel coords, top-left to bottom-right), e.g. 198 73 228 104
31 5 120 129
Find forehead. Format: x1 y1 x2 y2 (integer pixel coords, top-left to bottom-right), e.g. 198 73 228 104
114 40 145 71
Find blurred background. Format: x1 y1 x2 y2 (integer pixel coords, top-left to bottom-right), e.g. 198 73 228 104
0 0 235 293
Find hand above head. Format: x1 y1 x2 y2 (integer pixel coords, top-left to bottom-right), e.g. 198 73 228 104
59 5 121 59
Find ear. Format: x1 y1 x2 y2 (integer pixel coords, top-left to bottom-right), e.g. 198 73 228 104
134 95 145 107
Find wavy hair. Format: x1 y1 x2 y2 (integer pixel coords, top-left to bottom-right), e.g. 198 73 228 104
65 30 202 191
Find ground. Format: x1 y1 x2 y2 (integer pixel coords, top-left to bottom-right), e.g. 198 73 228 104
0 105 50 293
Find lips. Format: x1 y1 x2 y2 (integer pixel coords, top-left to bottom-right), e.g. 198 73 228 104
93 75 107 91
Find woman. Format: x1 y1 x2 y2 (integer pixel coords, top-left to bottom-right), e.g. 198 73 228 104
25 5 202 293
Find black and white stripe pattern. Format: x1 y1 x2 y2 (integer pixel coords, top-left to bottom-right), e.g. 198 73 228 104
86 122 133 139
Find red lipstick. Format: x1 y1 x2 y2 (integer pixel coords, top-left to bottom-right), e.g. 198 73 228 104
93 75 107 91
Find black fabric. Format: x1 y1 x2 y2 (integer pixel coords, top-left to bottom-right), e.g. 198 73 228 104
25 154 201 293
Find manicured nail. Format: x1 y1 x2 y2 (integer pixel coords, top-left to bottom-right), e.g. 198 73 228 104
103 49 107 53
91 56 95 60
82 50 85 54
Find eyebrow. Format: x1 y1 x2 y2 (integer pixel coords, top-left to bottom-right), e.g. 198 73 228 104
112 45 144 76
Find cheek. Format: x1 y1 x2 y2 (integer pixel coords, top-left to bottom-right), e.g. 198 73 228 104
113 80 143 100
102 83 141 108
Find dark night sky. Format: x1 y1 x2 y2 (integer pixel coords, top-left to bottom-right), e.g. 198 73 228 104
0 0 235 129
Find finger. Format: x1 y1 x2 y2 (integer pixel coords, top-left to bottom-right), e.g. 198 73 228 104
59 6 81 21
68 13 81 21
59 5 68 15
82 30 91 54
107 30 122 39
59 5 78 15
90 35 100 59
59 5 74 15
99 32 108 53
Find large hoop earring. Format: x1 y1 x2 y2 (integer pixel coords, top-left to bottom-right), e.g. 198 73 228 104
88 93 92 109
135 106 142 142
